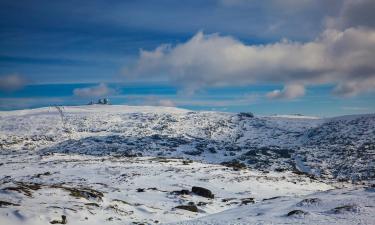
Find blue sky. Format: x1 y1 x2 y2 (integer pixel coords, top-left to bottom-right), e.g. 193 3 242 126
0 0 374 116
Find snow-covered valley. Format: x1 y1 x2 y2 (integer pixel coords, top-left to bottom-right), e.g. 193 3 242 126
0 105 374 225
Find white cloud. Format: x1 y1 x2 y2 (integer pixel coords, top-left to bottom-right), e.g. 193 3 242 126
266 84 305 99
127 27 375 98
124 0 375 99
0 74 27 92
73 83 115 98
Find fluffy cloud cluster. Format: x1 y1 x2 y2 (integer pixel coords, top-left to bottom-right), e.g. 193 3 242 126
73 83 115 98
0 74 27 92
127 0 375 99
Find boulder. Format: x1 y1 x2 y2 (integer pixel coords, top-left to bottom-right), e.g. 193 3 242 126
192 186 214 199
330 205 359 214
241 197 255 205
174 205 198 212
287 210 308 217
50 215 67 224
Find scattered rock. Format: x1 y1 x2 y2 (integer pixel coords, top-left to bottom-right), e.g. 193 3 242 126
58 186 103 201
262 196 282 201
197 202 208 206
50 215 67 224
240 198 255 205
287 210 308 217
85 202 100 207
34 171 52 178
3 182 41 197
297 198 321 206
222 198 236 202
330 205 360 214
192 186 214 199
147 187 158 191
112 199 132 205
274 168 285 172
0 200 20 208
238 112 254 119
174 205 198 212
182 160 193 165
221 160 247 171
107 204 133 216
171 189 190 195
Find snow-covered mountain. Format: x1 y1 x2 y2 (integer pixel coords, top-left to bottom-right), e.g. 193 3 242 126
1 105 373 182
0 105 374 224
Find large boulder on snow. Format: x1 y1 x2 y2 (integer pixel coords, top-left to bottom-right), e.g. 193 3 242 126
192 186 214 199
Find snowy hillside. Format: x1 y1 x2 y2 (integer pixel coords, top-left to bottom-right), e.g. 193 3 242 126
0 105 374 225
1 105 373 181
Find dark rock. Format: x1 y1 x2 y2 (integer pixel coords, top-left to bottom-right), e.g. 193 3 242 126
297 198 321 206
174 205 198 212
182 160 192 165
85 202 100 207
0 200 20 208
287 210 308 217
34 171 52 178
136 188 145 192
50 215 67 224
238 112 254 118
57 186 103 201
221 160 247 171
241 197 255 205
197 202 208 206
171 189 190 195
262 196 282 201
222 198 236 202
330 205 359 214
208 147 217 153
274 168 285 172
3 182 41 197
192 186 214 199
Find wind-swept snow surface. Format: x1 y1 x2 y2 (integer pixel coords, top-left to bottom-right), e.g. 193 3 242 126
0 105 374 224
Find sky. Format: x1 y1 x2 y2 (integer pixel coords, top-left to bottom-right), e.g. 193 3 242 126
0 0 374 116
